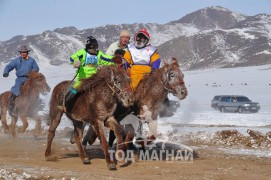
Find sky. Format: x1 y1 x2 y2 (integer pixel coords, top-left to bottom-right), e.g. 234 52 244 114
0 0 270 41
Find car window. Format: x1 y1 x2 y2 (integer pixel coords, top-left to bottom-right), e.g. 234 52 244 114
214 96 221 100
236 96 250 102
226 97 232 102
220 96 229 102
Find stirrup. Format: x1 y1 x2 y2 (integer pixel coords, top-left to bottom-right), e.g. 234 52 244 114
57 105 66 112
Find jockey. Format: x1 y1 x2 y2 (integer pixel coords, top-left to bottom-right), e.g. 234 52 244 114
3 46 39 113
123 28 161 90
58 36 122 112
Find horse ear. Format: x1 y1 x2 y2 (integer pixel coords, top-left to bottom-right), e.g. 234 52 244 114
163 59 168 66
172 57 179 68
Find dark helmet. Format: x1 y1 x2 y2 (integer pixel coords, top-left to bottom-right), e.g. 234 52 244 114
114 48 126 56
86 36 98 50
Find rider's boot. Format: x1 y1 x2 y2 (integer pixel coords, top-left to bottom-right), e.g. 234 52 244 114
57 88 77 112
8 93 17 115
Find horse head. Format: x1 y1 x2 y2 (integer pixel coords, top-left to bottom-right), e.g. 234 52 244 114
161 58 188 100
27 71 51 95
108 67 134 107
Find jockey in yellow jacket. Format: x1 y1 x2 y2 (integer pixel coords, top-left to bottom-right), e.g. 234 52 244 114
123 28 161 90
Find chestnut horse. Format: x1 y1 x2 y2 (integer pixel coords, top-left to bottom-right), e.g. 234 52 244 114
84 58 188 148
0 71 51 136
45 65 133 170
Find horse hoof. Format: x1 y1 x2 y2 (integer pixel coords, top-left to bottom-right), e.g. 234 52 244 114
45 155 58 162
17 127 24 133
107 162 117 170
4 129 9 134
70 136 75 144
83 158 91 164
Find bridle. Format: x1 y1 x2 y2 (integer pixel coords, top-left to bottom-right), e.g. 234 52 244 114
106 71 131 97
162 69 185 93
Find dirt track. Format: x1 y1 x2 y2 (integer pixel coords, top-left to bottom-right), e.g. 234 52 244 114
0 129 271 180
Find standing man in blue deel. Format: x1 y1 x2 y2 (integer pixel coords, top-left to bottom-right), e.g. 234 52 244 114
3 45 39 112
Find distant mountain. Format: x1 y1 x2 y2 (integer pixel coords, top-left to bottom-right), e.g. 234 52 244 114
0 23 198 66
158 12 271 69
168 6 246 29
0 6 270 70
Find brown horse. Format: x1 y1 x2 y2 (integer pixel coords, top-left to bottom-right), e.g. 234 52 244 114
70 58 188 149
134 58 187 121
84 58 188 149
45 65 133 170
0 71 51 136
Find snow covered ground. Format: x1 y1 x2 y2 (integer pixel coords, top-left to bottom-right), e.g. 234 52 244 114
157 65 271 157
0 63 271 157
159 65 271 128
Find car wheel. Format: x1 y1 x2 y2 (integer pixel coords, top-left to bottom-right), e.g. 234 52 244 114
220 106 226 112
238 107 244 113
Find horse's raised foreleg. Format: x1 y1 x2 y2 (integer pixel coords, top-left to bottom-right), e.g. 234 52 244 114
95 120 116 170
9 115 18 137
45 110 63 161
72 120 90 164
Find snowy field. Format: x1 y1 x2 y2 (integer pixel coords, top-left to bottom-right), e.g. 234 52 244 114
0 63 271 157
160 64 271 128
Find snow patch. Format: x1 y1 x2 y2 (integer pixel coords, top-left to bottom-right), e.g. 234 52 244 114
230 29 256 39
256 50 271 55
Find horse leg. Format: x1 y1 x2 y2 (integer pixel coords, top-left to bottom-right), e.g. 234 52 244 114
34 117 42 137
82 124 98 146
124 124 136 150
105 117 124 157
18 116 28 133
9 115 18 137
45 110 63 161
95 120 116 170
72 120 90 164
108 130 116 147
70 122 85 144
0 108 9 133
146 120 158 144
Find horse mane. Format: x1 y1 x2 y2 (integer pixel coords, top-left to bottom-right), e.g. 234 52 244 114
136 62 168 87
78 65 121 93
134 58 180 99
20 71 42 96
15 71 45 113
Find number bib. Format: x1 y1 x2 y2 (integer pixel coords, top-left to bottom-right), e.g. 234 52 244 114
85 53 98 65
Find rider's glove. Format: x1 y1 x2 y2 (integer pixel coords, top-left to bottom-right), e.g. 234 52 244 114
3 73 9 77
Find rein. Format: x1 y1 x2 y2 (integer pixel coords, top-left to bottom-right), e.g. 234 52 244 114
106 80 130 97
106 75 130 96
162 75 185 93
